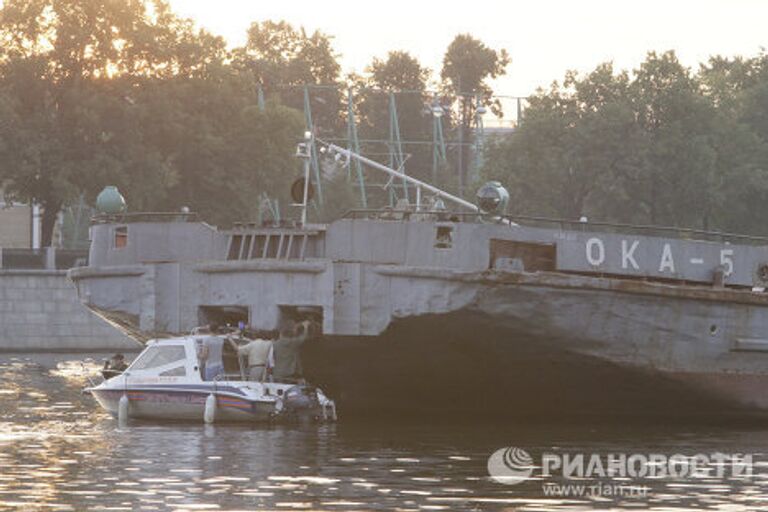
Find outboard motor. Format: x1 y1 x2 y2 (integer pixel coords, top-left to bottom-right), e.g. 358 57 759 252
476 181 510 215
282 385 321 418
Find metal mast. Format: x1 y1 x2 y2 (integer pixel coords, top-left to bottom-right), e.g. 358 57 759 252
473 93 487 182
346 89 367 208
303 86 323 205
430 96 447 183
388 92 408 203
257 85 266 112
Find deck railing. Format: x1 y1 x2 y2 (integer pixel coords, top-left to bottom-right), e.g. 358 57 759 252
88 208 768 247
91 212 199 224
341 209 768 246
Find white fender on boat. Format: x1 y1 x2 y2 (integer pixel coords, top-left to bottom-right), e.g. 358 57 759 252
118 394 129 424
204 393 217 424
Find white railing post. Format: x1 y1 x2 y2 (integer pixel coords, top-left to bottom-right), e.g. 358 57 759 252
45 247 56 270
416 186 422 211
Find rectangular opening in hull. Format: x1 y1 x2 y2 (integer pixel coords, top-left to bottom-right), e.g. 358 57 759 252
278 305 323 334
489 239 556 271
198 305 249 330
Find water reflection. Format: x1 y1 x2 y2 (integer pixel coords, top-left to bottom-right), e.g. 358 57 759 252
0 353 767 510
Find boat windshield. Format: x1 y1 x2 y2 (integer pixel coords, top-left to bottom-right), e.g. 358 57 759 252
130 345 186 371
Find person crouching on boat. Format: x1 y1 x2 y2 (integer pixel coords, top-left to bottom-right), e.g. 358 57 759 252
105 353 128 372
272 320 312 383
102 353 128 379
232 337 273 381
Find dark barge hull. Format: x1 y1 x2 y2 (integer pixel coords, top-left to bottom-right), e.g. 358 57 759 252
303 271 768 420
305 315 765 420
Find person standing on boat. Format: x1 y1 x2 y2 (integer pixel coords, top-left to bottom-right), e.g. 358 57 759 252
233 337 273 381
272 320 312 383
196 339 208 379
197 337 225 381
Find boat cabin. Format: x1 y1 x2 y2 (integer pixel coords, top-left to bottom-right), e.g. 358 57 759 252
125 336 253 383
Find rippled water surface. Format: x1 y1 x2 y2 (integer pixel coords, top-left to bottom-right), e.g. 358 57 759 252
2 353 768 511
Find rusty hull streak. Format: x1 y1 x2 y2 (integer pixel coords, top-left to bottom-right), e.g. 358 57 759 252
485 271 768 306
375 265 768 306
374 265 768 306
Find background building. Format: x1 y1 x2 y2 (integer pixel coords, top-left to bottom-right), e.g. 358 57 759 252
0 198 40 249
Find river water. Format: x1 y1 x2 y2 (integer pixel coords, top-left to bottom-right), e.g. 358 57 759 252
1 353 767 511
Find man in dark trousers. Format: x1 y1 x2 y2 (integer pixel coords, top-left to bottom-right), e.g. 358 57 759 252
272 320 312 383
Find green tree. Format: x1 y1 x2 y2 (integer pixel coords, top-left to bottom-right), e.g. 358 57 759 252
93 69 304 226
441 34 510 104
441 34 510 194
233 20 343 135
0 0 226 245
483 63 640 220
629 51 722 227
354 51 432 198
482 50 768 234
698 52 768 233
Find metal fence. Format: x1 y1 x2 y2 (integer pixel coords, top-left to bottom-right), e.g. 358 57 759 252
54 249 89 270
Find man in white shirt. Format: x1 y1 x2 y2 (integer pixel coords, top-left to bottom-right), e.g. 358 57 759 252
233 337 273 381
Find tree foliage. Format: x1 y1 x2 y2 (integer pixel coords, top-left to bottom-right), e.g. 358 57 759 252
0 2 304 245
235 20 340 86
441 34 510 101
441 34 510 194
354 51 432 183
5 0 766 244
123 73 303 224
0 3 516 244
233 20 342 134
0 0 230 244
483 50 768 235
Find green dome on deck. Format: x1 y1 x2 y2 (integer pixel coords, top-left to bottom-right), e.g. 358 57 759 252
96 186 126 214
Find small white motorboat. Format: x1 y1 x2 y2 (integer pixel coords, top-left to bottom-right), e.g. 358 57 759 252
87 334 337 424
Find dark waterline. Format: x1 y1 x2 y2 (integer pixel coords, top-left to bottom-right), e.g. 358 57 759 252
1 352 766 511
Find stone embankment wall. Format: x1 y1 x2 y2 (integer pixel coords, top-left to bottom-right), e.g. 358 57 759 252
0 270 139 352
